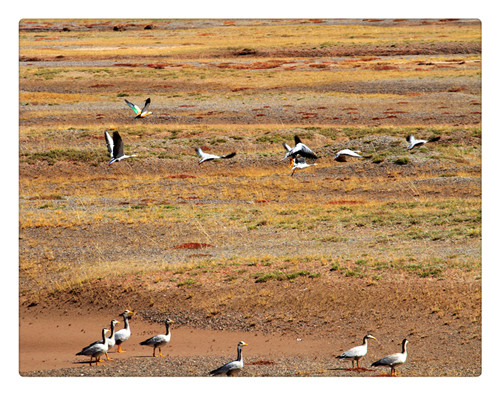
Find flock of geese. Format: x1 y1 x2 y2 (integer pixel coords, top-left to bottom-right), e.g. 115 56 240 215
84 97 428 376
105 97 440 175
76 311 408 376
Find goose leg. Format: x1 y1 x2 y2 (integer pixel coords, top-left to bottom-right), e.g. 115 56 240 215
105 352 113 361
117 345 126 353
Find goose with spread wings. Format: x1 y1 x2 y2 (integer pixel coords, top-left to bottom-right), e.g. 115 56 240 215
209 341 248 376
195 147 236 164
290 157 317 176
406 134 440 150
334 149 363 162
124 97 152 118
105 131 137 165
282 136 318 165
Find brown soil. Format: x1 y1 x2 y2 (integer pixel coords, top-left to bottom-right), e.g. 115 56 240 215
19 18 481 378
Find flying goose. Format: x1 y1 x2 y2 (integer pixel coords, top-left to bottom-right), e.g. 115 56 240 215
105 131 137 165
334 149 363 162
76 328 109 366
406 134 440 150
371 338 408 376
336 334 376 369
195 147 236 164
209 341 248 376
114 310 134 353
290 157 317 176
125 97 152 118
282 135 318 165
140 319 174 357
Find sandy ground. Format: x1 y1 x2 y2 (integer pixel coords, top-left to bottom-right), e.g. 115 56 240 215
18 18 482 380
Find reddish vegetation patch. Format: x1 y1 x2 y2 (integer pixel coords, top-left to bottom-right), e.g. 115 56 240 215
179 104 195 108
231 87 249 92
178 196 200 200
255 200 269 204
174 243 214 249
326 200 364 205
309 63 328 68
90 83 114 88
371 64 399 70
166 174 196 179
308 19 326 24
188 253 213 258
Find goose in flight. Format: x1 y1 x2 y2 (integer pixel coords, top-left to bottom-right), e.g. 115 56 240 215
209 341 248 376
282 135 318 165
406 134 440 150
125 97 152 118
114 310 134 353
290 157 317 176
195 147 236 164
336 334 376 369
334 149 363 162
371 338 408 376
140 319 174 357
76 328 109 366
105 131 137 165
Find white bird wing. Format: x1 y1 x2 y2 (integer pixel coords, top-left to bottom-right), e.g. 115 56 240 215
376 352 405 366
195 147 205 158
296 143 318 159
210 360 242 375
283 142 292 152
406 134 415 144
343 149 362 158
340 345 365 358
141 98 151 114
141 334 168 346
125 99 142 115
114 328 130 342
104 131 114 158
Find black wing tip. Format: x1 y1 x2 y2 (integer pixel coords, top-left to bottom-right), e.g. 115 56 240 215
145 97 151 103
406 134 412 142
225 152 236 159
428 136 441 142
294 135 302 144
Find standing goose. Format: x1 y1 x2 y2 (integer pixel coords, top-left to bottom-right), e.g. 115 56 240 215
371 338 409 376
209 341 248 376
105 131 137 165
406 134 440 150
86 319 119 361
76 328 109 366
290 157 317 176
114 310 134 353
334 149 363 162
336 334 376 369
140 319 174 357
282 135 318 165
125 97 152 118
195 147 236 164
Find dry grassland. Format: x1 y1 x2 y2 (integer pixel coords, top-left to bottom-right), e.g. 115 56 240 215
19 19 481 376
